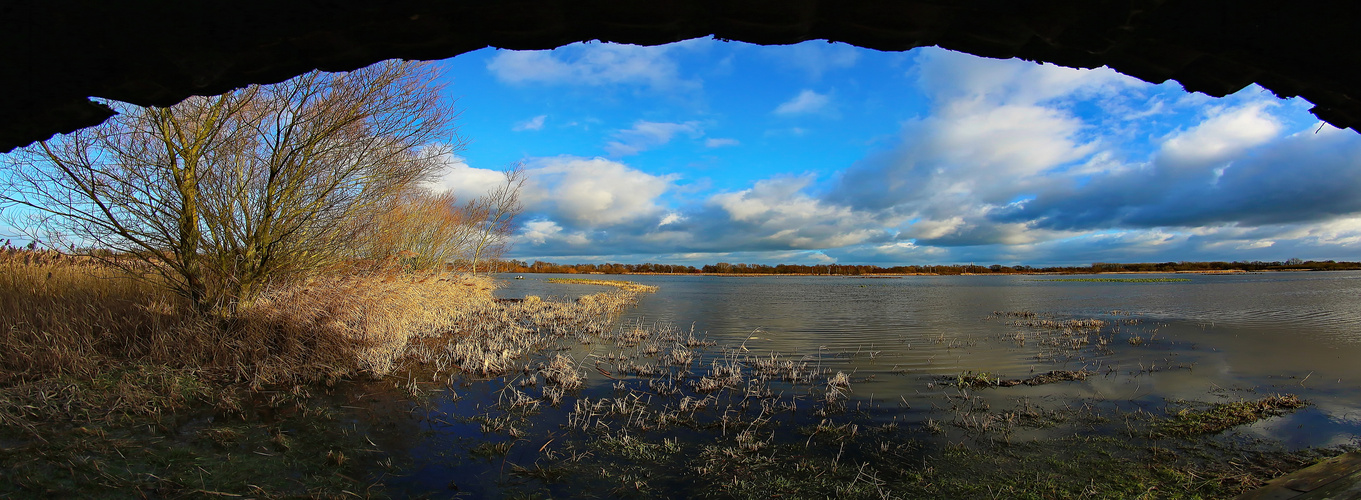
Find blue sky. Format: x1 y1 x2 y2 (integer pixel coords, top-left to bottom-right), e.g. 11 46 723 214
429 38 1361 267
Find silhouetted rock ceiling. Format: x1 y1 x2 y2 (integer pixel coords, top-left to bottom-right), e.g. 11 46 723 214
4 1 1360 152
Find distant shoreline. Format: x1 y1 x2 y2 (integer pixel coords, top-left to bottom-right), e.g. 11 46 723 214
523 268 1331 277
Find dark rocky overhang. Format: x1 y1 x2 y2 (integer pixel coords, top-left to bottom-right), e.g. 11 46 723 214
4 0 1359 153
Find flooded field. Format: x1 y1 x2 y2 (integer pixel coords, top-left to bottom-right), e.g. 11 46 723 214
349 272 1361 498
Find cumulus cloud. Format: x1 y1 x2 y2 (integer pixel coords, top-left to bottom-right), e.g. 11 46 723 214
513 115 547 131
774 90 831 115
915 48 1141 107
824 47 1188 249
827 94 1099 246
521 156 677 227
422 157 507 201
517 219 591 247
1157 103 1281 168
604 121 703 156
500 46 1361 266
486 42 699 93
702 175 891 250
1002 120 1361 231
510 172 893 258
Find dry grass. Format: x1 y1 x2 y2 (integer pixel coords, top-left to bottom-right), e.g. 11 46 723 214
0 248 203 385
541 354 584 390
402 286 648 378
546 278 660 293
233 272 495 383
0 248 499 388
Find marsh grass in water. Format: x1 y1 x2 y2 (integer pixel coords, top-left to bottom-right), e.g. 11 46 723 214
1155 394 1310 438
379 306 1350 499
545 278 660 293
950 370 1091 389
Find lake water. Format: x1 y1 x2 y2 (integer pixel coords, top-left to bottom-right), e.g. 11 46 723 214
371 271 1361 496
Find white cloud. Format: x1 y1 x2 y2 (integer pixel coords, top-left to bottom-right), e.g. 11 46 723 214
915 47 1143 107
774 90 831 115
707 175 888 249
513 115 546 132
494 44 1361 266
1158 102 1282 167
517 219 591 247
765 41 861 79
604 120 703 156
929 102 1094 179
906 216 966 241
828 97 1096 228
522 156 676 227
1005 104 1361 232
486 42 698 93
422 157 507 202
823 47 1154 248
658 212 684 227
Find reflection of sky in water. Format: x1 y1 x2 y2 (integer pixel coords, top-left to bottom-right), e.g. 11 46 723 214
496 271 1361 448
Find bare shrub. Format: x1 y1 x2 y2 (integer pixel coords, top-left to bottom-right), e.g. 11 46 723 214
3 61 461 314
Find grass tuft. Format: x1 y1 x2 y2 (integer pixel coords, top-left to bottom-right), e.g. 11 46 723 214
1155 394 1309 437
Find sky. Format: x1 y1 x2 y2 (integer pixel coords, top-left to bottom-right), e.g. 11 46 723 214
427 38 1361 267
8 39 1358 268
426 38 1361 267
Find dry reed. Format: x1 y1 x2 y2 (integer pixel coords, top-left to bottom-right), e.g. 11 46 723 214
233 272 495 383
0 247 206 385
0 247 503 388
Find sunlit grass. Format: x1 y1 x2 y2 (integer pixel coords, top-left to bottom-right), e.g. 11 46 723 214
547 278 660 293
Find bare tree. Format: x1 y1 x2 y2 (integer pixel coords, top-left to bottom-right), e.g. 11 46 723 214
467 164 525 274
2 60 461 314
359 188 480 271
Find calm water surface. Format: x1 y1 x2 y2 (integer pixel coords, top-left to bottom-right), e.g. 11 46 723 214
368 271 1361 496
499 272 1361 444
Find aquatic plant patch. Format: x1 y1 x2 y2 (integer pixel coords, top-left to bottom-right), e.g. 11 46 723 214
1155 394 1310 438
546 278 661 293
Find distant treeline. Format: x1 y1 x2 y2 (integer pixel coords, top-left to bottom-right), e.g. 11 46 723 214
494 259 1361 275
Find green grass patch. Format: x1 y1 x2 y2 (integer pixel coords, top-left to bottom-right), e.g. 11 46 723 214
1155 394 1309 438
